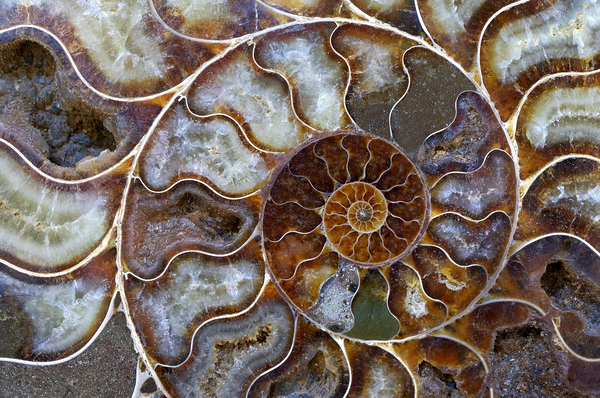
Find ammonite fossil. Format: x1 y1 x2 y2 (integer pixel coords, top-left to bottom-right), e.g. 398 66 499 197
0 1 599 398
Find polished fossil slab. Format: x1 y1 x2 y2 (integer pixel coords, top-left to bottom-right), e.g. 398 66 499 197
0 1 599 398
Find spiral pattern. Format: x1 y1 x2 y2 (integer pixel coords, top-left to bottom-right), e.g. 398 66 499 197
265 133 427 270
260 114 514 340
1 1 600 397
326 182 388 234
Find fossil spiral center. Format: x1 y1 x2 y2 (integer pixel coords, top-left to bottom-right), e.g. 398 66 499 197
354 205 372 222
262 132 431 327
325 182 387 234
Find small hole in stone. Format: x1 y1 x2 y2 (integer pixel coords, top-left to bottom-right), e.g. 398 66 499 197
540 261 566 298
140 378 157 394
113 292 122 310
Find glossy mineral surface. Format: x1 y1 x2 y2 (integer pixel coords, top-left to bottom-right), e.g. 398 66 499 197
0 1 599 398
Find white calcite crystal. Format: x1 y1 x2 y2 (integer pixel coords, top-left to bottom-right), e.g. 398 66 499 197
188 45 305 151
0 146 110 269
334 32 405 94
140 101 270 195
256 27 348 131
524 86 600 149
491 0 600 82
428 212 510 267
543 177 600 222
166 0 239 24
422 0 485 37
365 354 408 397
160 295 295 398
0 268 111 355
130 252 264 364
431 151 514 220
403 282 429 319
